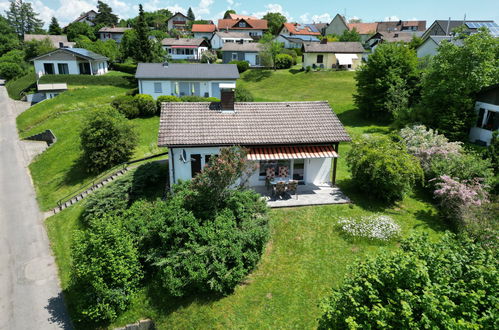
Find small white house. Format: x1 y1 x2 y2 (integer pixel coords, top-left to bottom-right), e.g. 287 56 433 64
135 63 240 99
470 84 499 146
31 48 109 77
98 27 132 43
210 31 254 49
162 38 210 61
416 36 463 58
275 34 320 49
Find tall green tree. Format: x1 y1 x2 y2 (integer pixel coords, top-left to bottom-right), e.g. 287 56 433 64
94 0 119 26
48 17 62 35
259 38 283 70
135 4 153 62
6 0 44 38
417 30 499 141
187 7 195 21
65 22 96 41
354 42 419 119
339 27 361 42
223 9 236 19
262 12 287 35
0 15 20 56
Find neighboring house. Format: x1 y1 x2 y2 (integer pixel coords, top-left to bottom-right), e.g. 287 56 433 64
27 83 68 104
366 31 422 53
158 89 351 190
347 22 379 42
221 43 263 66
302 41 364 70
135 63 239 99
210 31 254 49
31 48 109 76
167 12 192 32
324 14 349 36
279 22 322 37
217 18 268 38
470 84 499 146
161 38 210 60
422 20 498 39
377 20 426 33
416 36 463 57
71 10 97 26
276 34 320 49
24 34 74 48
192 24 217 39
98 27 132 43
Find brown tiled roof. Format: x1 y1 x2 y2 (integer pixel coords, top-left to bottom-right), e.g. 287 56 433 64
303 42 364 53
282 22 321 36
161 38 209 47
98 27 132 33
218 18 268 30
158 101 351 147
347 23 378 34
192 24 217 33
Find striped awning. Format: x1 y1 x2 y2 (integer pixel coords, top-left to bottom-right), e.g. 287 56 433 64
247 145 338 161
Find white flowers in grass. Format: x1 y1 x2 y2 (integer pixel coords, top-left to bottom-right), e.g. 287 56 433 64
337 215 401 241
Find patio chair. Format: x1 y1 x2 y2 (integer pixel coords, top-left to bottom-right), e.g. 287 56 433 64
286 180 299 199
273 181 286 199
265 167 275 191
278 166 289 178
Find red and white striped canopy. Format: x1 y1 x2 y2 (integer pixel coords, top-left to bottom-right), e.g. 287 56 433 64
247 145 338 161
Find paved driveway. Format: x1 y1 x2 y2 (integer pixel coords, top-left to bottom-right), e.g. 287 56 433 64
0 81 72 329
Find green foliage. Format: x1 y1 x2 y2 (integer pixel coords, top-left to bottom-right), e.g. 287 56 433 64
38 73 132 88
48 17 61 35
274 53 293 69
259 40 283 70
134 5 154 62
417 31 499 140
6 0 44 37
5 70 36 99
111 95 139 118
111 62 137 74
484 131 499 172
339 28 361 42
347 135 423 202
228 60 250 73
280 48 297 64
23 38 55 60
319 233 498 329
75 36 120 62
0 15 20 57
354 42 419 119
187 7 195 21
0 61 24 80
80 107 138 173
65 22 96 41
180 95 220 102
223 9 236 19
200 50 217 63
71 216 142 323
134 94 156 116
94 0 119 26
262 12 287 35
235 85 254 102
156 95 181 111
408 35 423 49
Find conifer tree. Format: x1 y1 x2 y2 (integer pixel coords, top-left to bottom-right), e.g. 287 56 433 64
48 17 62 35
6 0 44 38
187 7 195 21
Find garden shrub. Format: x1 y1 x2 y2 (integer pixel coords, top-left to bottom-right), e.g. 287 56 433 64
156 95 181 111
129 161 167 200
5 71 36 100
319 233 498 329
274 54 293 69
235 85 254 102
112 63 137 74
0 62 24 80
180 95 220 102
337 214 401 241
200 50 218 63
280 48 297 65
111 95 139 119
229 60 250 73
134 94 156 117
305 65 311 73
347 135 423 202
80 107 137 173
71 216 142 323
125 87 139 96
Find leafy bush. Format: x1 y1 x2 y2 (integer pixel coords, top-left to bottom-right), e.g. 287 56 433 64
280 48 297 65
229 60 250 73
38 74 132 88
274 54 293 69
180 95 220 102
71 216 142 323
347 135 423 202
5 71 36 100
80 107 138 173
305 65 311 73
319 233 498 329
111 95 139 119
125 88 139 96
235 85 254 102
337 214 401 241
112 63 137 75
156 95 181 111
134 94 156 116
200 50 217 63
0 62 24 80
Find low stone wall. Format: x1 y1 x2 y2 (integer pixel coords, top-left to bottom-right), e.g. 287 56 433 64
114 319 154 330
25 129 57 146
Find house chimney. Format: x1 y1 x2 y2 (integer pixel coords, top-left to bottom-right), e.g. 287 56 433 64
220 83 236 112
320 38 327 44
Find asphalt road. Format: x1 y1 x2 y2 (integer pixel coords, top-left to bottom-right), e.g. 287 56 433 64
0 81 72 329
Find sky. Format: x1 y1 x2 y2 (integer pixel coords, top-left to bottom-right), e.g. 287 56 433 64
0 0 498 28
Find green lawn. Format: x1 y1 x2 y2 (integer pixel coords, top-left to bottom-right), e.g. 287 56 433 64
44 68 448 329
17 74 164 210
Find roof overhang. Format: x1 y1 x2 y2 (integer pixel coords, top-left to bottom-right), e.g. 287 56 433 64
247 145 338 160
171 45 199 48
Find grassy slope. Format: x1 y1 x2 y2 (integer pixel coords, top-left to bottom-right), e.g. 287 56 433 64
46 67 447 329
17 74 163 210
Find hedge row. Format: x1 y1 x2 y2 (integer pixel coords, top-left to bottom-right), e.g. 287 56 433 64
5 71 37 100
38 73 134 88
111 63 137 75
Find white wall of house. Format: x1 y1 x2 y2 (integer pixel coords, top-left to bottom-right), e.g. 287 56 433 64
34 59 108 76
138 79 237 99
275 35 301 49
417 39 438 58
211 34 253 49
163 46 208 60
469 101 499 146
91 61 108 75
193 32 214 39
244 52 260 66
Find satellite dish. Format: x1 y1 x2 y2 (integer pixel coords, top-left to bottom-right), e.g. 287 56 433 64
180 149 188 163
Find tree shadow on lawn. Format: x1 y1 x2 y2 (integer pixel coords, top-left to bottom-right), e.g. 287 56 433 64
63 157 95 187
242 70 272 82
288 68 303 74
337 108 391 129
337 179 393 213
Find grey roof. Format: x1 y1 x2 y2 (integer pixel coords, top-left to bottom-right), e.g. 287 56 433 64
303 42 364 53
221 43 263 52
214 31 253 39
24 34 74 48
427 35 463 46
30 48 108 61
161 38 208 46
135 63 240 80
158 101 351 147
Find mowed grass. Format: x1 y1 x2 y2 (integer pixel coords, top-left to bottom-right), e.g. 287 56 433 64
17 78 163 210
45 68 447 329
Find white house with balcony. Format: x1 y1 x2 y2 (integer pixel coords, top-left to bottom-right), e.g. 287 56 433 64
470 84 499 146
210 31 254 49
30 48 109 77
135 62 239 99
161 38 210 61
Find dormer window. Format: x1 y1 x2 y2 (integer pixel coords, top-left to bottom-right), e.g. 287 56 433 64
239 22 247 27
